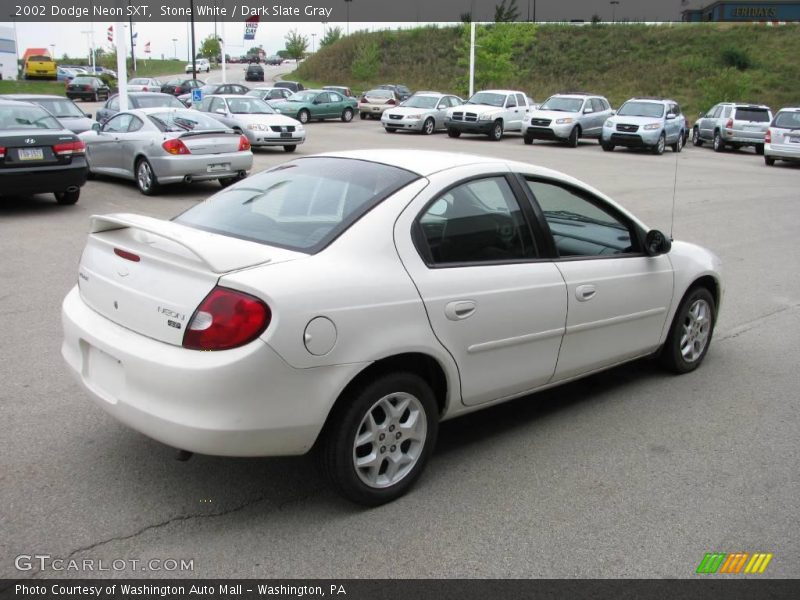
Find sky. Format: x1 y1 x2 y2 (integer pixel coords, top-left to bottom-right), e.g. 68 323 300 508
0 20 431 61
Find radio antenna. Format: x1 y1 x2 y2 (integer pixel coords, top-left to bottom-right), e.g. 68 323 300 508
669 139 680 240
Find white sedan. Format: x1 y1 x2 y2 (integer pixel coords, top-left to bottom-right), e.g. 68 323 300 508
61 150 723 505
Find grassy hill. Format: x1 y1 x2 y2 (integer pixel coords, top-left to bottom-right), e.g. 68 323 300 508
293 23 800 118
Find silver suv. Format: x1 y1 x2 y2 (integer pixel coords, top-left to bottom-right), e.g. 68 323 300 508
692 102 772 154
764 107 800 166
524 93 613 147
601 97 687 155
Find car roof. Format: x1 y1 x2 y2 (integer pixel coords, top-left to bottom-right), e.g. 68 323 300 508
0 98 42 107
0 94 71 100
776 106 800 112
554 92 600 97
629 97 674 103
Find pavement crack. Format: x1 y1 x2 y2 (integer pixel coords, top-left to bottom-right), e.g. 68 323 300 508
717 302 800 342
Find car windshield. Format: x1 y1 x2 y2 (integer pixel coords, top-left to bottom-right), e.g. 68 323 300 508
148 110 225 132
402 96 439 109
133 95 184 109
33 98 85 118
0 104 61 130
227 97 275 114
466 92 505 107
735 108 770 122
288 91 317 102
175 157 419 253
618 101 664 118
72 77 97 85
774 111 800 129
540 97 584 112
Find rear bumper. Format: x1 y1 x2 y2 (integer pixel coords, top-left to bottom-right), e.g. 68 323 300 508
765 143 800 160
67 91 101 100
61 286 367 457
149 152 253 184
359 104 390 116
445 120 494 134
0 160 88 195
723 129 765 145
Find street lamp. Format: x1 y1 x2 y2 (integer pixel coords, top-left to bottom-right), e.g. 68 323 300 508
172 38 178 59
610 1 620 23
311 33 317 53
49 44 55 58
344 0 353 35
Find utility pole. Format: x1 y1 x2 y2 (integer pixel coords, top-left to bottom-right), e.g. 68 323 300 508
189 0 197 79
610 1 620 23
128 14 136 73
469 21 475 98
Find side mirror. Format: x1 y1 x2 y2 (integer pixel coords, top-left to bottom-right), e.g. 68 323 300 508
85 113 92 118
312 99 320 104
215 108 226 115
437 104 447 109
666 113 677 120
91 122 101 132
610 109 617 115
644 230 672 256
584 108 594 114
698 112 705 118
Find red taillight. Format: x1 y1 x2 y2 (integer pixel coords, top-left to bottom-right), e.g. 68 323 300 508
162 138 191 155
725 118 734 129
238 134 251 151
360 95 368 103
113 248 140 262
0 146 5 159
386 99 397 106
142 86 149 92
53 140 86 156
183 286 270 351
765 129 772 143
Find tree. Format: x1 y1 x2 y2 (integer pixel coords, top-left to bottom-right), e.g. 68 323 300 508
284 29 309 60
351 39 380 82
494 0 520 22
320 26 343 48
247 46 262 56
199 36 221 60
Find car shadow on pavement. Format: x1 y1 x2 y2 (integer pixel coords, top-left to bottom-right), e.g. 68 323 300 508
0 194 76 215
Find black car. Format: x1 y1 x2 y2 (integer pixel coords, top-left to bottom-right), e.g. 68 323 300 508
66 77 111 102
160 78 205 96
245 65 265 82
266 55 284 66
0 94 95 134
0 99 88 204
274 80 305 93
96 92 184 124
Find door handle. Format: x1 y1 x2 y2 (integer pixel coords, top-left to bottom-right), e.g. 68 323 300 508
575 285 597 302
445 300 477 321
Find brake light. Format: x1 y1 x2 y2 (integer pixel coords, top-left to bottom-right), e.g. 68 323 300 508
765 129 771 143
360 95 367 103
142 86 149 92
0 146 5 159
387 99 396 106
725 118 734 129
113 248 140 262
238 134 251 151
162 138 191 155
53 140 86 156
183 286 270 350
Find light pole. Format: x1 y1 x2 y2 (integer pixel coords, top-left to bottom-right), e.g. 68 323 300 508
610 1 620 23
311 33 317 53
345 0 353 35
172 38 178 59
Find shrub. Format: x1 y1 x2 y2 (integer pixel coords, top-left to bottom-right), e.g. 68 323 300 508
721 47 752 71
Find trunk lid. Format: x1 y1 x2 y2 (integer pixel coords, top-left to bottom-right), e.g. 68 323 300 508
174 131 242 155
78 213 303 345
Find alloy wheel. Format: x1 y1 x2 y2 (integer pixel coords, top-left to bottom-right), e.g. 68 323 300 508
680 299 712 363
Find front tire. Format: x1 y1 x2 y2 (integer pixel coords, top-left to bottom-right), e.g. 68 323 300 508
447 128 461 138
489 120 503 141
651 133 666 155
54 189 80 205
283 145 296 152
135 158 160 196
318 372 439 506
692 128 703 147
422 117 435 135
567 126 580 148
660 287 716 374
341 107 354 122
297 109 310 124
523 135 533 145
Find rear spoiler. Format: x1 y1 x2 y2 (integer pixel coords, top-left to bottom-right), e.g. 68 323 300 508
89 213 272 274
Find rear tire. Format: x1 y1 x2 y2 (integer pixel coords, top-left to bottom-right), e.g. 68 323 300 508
713 130 724 152
447 128 461 138
660 287 716 374
54 189 80 205
755 143 765 156
135 158 160 196
283 145 296 152
341 108 354 122
692 127 703 147
317 372 439 506
219 176 237 188
297 109 310 124
764 155 776 166
359 112 367 120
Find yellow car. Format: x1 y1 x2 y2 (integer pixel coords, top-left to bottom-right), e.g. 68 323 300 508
23 54 57 80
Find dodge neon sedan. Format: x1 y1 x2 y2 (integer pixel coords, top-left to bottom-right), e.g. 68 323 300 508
62 150 722 505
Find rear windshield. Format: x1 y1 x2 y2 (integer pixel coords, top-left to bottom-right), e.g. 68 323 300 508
735 108 770 122
32 98 85 118
773 111 800 129
148 111 227 132
0 104 61 129
28 55 52 62
134 95 184 109
365 90 394 99
72 77 97 85
175 157 419 253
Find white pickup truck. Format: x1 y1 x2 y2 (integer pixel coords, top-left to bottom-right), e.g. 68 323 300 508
444 89 533 141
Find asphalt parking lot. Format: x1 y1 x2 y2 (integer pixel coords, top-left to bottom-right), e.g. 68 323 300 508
2 86 799 579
